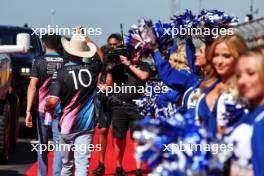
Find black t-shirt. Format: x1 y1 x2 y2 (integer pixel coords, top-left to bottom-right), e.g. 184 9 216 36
108 61 150 102
30 53 64 112
49 56 102 134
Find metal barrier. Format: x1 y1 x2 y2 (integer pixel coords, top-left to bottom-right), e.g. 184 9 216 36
236 17 264 48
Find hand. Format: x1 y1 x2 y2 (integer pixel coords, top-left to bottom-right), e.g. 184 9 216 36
75 25 85 34
25 112 33 128
74 25 93 43
120 55 131 66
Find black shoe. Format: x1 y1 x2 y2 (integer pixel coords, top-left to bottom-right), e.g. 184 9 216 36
135 169 143 176
114 166 127 176
92 163 105 175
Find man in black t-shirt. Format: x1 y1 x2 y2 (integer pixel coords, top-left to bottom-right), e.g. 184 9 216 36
107 50 150 176
93 33 123 175
25 34 63 176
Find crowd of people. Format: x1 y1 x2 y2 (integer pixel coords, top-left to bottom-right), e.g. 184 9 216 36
24 10 264 176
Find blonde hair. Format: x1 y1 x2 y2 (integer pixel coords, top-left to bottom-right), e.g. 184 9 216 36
207 34 248 98
169 43 190 72
239 47 264 88
207 34 247 64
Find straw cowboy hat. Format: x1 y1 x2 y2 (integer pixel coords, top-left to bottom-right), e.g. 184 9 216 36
61 34 96 58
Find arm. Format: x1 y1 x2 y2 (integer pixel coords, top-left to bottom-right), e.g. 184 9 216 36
120 55 149 81
75 25 104 60
97 62 114 92
97 60 113 86
145 28 199 88
156 89 181 107
25 78 38 128
25 58 39 128
86 37 103 61
97 72 114 94
127 64 149 81
152 49 201 92
97 72 103 86
105 72 114 87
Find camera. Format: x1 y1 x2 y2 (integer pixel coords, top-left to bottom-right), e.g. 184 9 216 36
107 45 130 65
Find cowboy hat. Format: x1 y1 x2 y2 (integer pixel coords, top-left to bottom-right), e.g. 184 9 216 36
61 34 96 58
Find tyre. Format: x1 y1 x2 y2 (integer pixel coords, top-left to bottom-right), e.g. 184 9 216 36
0 101 11 163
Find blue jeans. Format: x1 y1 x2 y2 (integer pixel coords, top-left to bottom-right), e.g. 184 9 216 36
60 130 94 176
37 112 62 176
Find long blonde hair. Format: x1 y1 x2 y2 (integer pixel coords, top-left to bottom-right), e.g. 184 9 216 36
207 34 248 98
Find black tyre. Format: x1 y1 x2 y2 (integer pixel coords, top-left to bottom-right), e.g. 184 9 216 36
0 101 11 163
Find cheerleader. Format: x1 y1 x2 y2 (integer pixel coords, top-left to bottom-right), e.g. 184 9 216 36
152 38 219 117
156 41 190 109
152 38 201 93
155 39 196 109
226 48 264 176
195 34 248 137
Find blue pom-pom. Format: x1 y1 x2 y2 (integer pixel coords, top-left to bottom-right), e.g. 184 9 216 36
197 9 239 27
133 112 220 175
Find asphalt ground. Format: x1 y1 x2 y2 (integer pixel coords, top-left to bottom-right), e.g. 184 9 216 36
0 117 38 176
